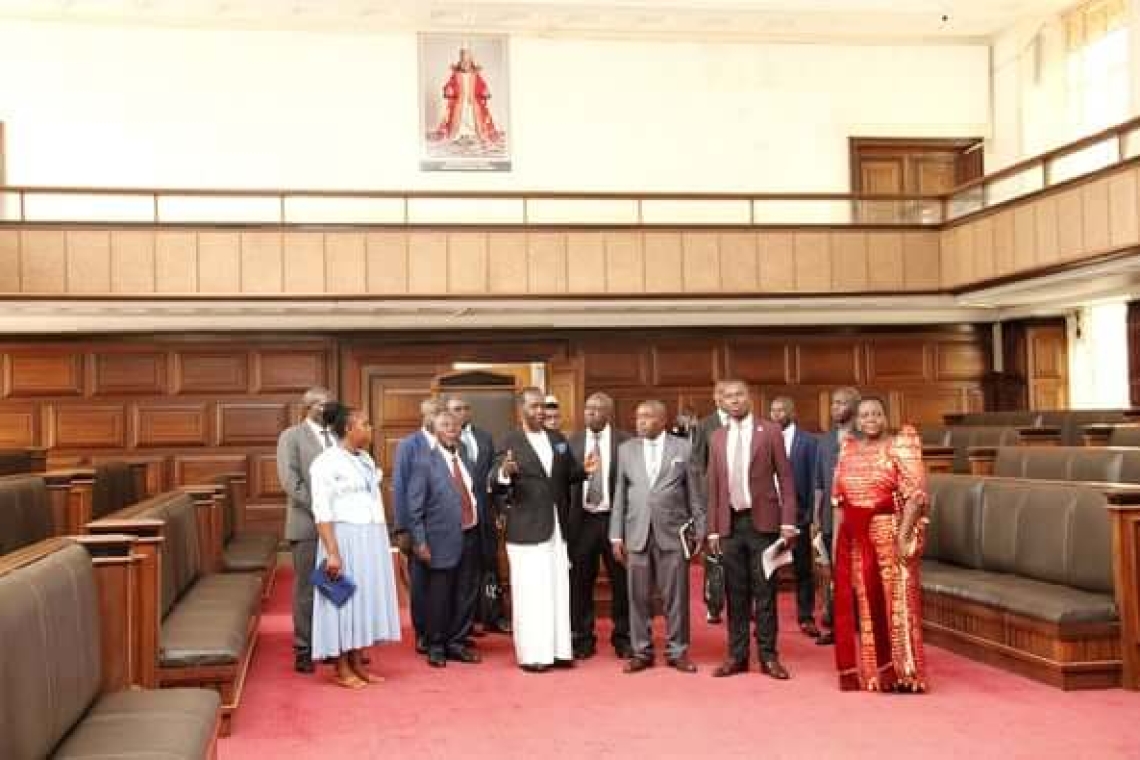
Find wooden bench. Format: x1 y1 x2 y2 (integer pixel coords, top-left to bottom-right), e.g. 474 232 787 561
946 409 1140 446
967 445 1140 480
0 446 47 476
87 491 261 736
0 536 220 759
923 474 1140 690
921 425 1061 474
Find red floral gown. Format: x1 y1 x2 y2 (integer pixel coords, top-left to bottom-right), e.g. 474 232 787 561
831 426 929 692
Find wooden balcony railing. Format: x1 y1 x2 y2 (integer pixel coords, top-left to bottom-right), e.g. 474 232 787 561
1 116 1138 228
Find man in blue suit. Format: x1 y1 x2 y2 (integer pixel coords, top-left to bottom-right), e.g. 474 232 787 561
769 396 822 638
405 409 483 668
392 398 443 654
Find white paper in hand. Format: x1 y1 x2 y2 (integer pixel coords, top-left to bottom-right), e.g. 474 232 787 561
813 533 831 566
761 538 794 579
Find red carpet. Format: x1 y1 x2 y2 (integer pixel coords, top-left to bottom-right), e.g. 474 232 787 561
222 566 1140 759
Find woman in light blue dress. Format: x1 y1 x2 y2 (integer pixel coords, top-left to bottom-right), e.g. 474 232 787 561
310 402 401 689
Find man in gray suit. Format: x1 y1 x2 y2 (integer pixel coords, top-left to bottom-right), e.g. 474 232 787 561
276 386 335 673
611 400 706 674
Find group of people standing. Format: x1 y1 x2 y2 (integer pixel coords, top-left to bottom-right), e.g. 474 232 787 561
276 377 931 693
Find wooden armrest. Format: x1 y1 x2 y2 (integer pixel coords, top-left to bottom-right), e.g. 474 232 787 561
1017 426 1061 445
943 413 966 425
86 516 165 536
0 537 73 578
966 446 998 476
1083 423 1116 446
1107 498 1140 690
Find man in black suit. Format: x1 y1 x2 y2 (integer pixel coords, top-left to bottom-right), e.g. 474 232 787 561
491 386 596 672
444 393 511 636
690 380 728 624
770 396 821 638
568 392 632 659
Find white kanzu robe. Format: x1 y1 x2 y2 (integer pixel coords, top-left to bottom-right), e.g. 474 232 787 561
505 430 573 666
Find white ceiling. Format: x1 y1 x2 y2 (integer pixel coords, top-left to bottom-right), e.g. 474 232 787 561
0 0 1078 40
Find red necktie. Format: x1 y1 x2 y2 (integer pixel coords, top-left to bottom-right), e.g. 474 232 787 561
451 452 476 529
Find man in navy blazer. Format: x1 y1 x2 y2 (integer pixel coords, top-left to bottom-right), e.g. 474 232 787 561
392 398 443 653
770 396 822 638
405 409 483 668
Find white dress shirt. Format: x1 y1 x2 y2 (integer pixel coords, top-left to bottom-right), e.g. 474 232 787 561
439 445 478 527
310 446 385 525
421 428 438 450
716 409 729 426
461 424 479 461
525 428 554 475
782 422 796 457
643 433 664 483
727 414 754 511
582 424 612 512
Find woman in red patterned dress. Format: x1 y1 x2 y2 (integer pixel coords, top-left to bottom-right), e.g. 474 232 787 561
831 396 929 692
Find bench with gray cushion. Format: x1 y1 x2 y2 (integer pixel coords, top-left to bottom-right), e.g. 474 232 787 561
946 409 1136 446
214 473 278 587
923 474 1140 689
921 425 1033 474
974 445 1140 482
91 461 142 521
0 472 99 554
88 491 262 735
0 539 219 759
0 447 46 476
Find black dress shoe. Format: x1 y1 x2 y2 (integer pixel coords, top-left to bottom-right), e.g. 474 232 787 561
520 663 550 673
552 658 575 669
446 646 482 664
470 627 487 638
623 657 653 674
711 660 748 678
816 631 835 646
293 655 315 674
706 613 722 625
667 656 698 673
427 650 447 668
486 619 513 635
799 620 821 638
415 636 428 655
760 659 790 680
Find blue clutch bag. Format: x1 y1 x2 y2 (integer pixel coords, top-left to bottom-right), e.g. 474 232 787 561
311 562 356 607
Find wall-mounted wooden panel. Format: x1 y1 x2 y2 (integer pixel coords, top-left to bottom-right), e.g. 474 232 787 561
725 342 788 385
154 231 198 293
796 343 860 384
93 352 167 395
407 232 447 294
255 350 327 393
1108 167 1139 248
7 354 84 397
1035 195 1061 266
0 231 19 293
936 342 987 380
566 233 605 294
0 410 35 446
487 232 527 294
325 232 367 294
282 232 325 294
134 403 208 447
643 233 683 293
866 342 931 382
527 232 568 293
719 232 758 291
652 343 717 387
993 212 1015 276
240 231 283 294
582 344 649 387
904 233 941 290
1081 177 1111 254
899 387 969 424
254 454 283 499
867 233 904 290
831 232 868 292
174 454 249 486
66 231 112 294
49 404 125 448
110 231 156 294
604 232 644 293
972 218 995 282
197 232 241 293
683 233 721 292
757 233 795 291
20 230 66 293
448 232 489 294
366 232 408 295
175 352 249 394
1056 188 1084 261
1013 204 1037 272
217 402 289 446
793 232 831 292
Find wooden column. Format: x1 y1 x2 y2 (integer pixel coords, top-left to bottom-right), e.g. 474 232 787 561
182 484 224 573
76 534 141 693
1108 495 1140 690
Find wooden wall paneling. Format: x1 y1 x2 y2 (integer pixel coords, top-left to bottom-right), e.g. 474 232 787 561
936 342 988 381
47 403 126 449
1081 176 1111 254
1108 167 1140 248
993 211 1016 277
154 231 198 293
527 232 568 293
325 232 367 294
643 232 683 293
282 232 326 294
939 224 959 288
448 232 489 294
793 232 831 292
7 353 84 397
604 232 644 293
972 217 995 282
406 231 448 294
1013 204 1037 272
365 231 408 295
0 230 18 292
1056 188 1085 261
725 340 789 385
682 232 721 292
956 224 976 285
93 351 168 395
65 231 112 294
1034 195 1061 266
0 409 37 446
903 233 941 291
866 233 904 290
898 386 972 425
174 454 249 487
19 230 66 293
133 403 209 447
865 340 932 383
582 342 650 387
217 402 290 446
719 232 758 292
174 351 250 394
796 342 861 385
110 231 156 294
651 342 718 387
830 232 868 292
677 388 719 418
566 232 605 293
253 454 283 500
487 232 527 294
254 350 329 394
197 232 241 293
239 231 283 294
757 232 796 292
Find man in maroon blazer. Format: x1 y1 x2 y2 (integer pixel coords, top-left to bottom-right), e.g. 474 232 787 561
706 380 797 679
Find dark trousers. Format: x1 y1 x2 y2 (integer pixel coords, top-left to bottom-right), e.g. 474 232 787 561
424 529 481 654
722 511 780 663
704 553 725 618
570 511 630 651
821 531 834 628
410 557 428 640
290 538 317 657
476 516 508 626
793 521 815 623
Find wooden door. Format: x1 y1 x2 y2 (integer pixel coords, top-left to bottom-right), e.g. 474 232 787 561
547 355 584 433
365 367 436 523
1026 323 1069 410
850 138 983 223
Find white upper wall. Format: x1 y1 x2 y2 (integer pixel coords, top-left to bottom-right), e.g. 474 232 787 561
0 20 989 192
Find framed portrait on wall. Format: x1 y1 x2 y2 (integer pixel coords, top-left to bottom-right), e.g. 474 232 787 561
418 33 511 172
